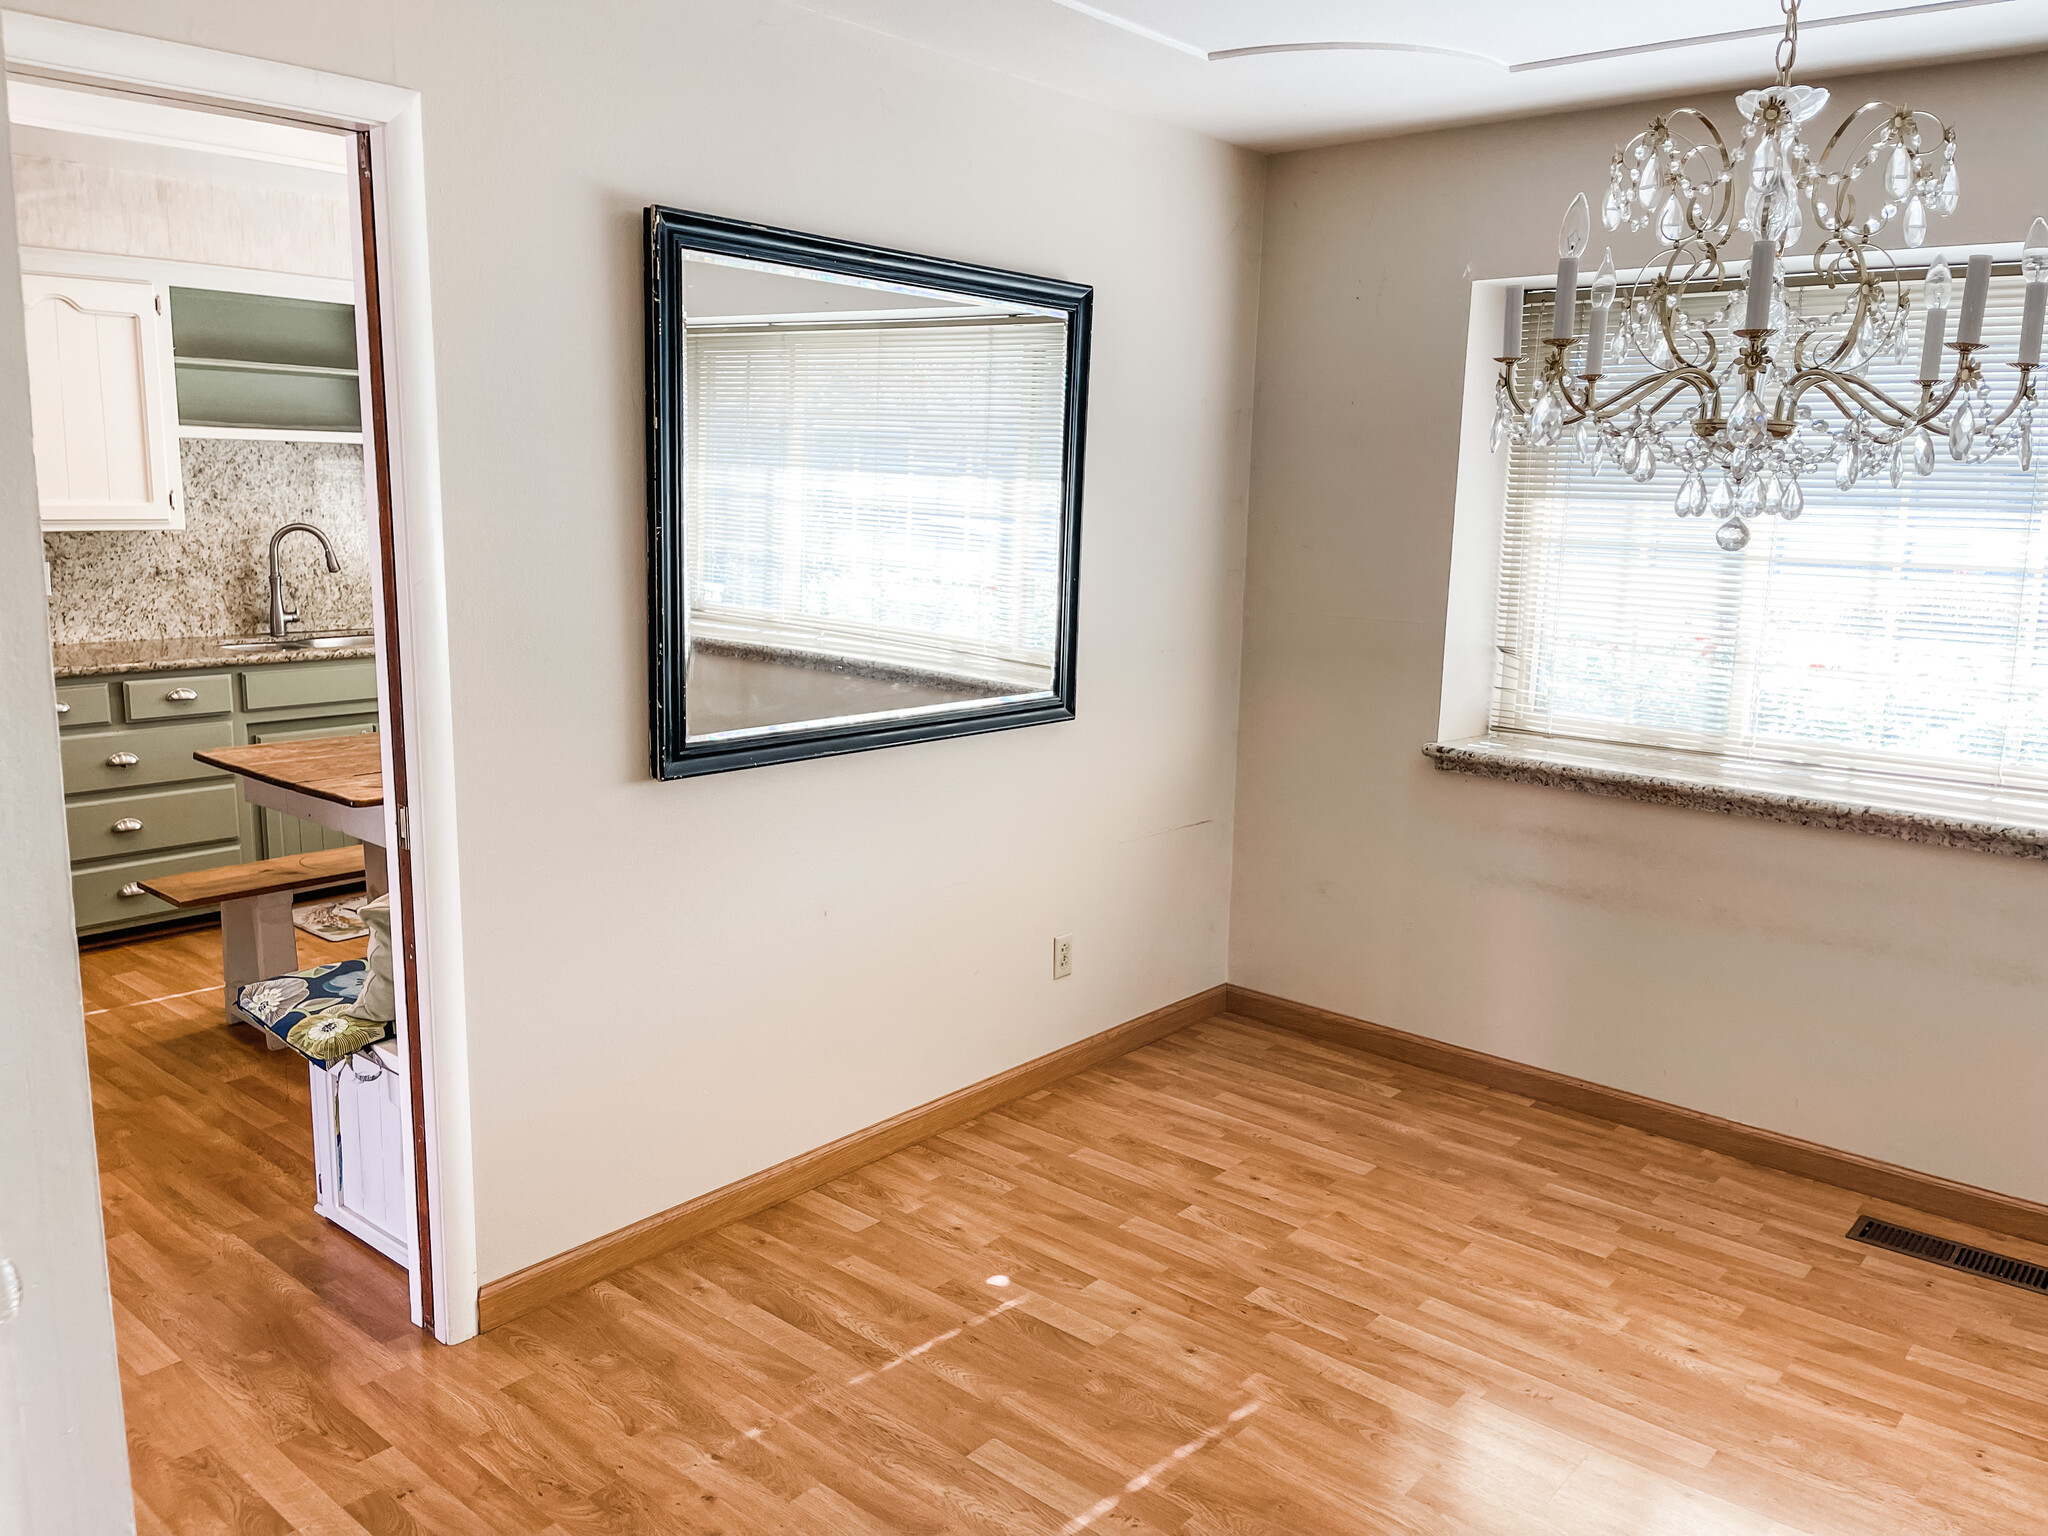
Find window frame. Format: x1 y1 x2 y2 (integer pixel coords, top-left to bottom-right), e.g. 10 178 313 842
1437 249 2048 834
644 206 1091 779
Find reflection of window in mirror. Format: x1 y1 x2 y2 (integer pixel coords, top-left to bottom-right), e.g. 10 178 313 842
647 208 1090 779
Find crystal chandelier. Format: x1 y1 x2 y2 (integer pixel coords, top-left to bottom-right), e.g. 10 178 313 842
1490 0 2048 551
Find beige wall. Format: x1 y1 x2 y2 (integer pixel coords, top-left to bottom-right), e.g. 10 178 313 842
1234 51 2048 1206
11 0 1261 1282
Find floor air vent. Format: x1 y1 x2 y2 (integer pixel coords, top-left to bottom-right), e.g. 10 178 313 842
1847 1216 2048 1296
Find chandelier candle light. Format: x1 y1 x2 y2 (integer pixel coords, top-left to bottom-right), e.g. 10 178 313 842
1490 0 2048 550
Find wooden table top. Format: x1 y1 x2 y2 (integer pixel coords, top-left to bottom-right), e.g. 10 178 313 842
194 734 384 808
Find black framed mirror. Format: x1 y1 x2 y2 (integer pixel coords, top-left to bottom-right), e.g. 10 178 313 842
645 207 1091 779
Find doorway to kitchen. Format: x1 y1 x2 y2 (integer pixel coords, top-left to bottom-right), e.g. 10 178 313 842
6 17 468 1348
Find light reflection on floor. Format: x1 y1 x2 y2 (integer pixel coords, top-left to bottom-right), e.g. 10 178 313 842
724 1271 1261 1530
1056 1400 1264 1535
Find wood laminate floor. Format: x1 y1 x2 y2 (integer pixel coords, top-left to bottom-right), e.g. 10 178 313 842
85 929 2048 1534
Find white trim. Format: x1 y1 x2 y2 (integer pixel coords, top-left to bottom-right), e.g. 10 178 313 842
1 14 415 127
7 75 350 172
3 13 477 1345
180 425 363 444
18 246 353 302
1440 279 1513 741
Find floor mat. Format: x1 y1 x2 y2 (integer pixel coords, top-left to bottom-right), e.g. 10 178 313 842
293 892 369 942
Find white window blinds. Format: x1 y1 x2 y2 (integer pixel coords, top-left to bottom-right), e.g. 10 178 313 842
684 316 1068 688
1496 273 2048 795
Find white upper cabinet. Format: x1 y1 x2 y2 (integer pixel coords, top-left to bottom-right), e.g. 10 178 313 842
21 265 183 531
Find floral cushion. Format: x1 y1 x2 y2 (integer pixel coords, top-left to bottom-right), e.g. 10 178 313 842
236 960 392 1063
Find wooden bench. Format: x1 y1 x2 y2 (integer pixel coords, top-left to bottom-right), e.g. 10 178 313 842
140 845 366 1032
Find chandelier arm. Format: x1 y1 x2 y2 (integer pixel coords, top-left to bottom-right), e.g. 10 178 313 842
1781 367 1937 430
1796 281 1883 373
1813 101 1904 174
1654 285 1722 374
1578 367 1719 423
1987 368 2039 430
1497 359 1533 415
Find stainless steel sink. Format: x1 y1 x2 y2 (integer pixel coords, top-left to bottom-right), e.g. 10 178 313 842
220 632 374 653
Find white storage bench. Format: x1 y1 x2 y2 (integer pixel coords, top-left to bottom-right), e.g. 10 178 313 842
307 1037 411 1264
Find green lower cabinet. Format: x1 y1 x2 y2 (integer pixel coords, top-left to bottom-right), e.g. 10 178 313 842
59 655 380 937
72 844 242 932
60 717 232 794
66 781 240 861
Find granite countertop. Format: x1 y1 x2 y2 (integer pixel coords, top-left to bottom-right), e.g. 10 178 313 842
52 632 377 679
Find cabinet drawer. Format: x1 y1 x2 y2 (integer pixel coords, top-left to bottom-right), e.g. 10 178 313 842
241 658 377 712
72 844 241 930
123 672 231 721
60 718 232 795
55 682 112 729
66 781 239 861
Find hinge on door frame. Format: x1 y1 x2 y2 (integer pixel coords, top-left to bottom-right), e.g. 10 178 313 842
396 805 411 849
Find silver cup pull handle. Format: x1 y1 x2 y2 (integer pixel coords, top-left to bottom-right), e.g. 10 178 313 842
112 817 143 834
165 687 198 702
107 752 139 768
118 882 146 898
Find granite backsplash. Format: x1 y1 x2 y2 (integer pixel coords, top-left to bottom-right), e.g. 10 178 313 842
44 438 372 646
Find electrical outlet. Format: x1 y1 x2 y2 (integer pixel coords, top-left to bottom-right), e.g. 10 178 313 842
1052 933 1073 980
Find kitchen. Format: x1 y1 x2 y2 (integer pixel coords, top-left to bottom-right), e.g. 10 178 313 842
19 75 420 1322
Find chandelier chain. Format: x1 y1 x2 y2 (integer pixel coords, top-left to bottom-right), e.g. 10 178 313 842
1776 0 1799 86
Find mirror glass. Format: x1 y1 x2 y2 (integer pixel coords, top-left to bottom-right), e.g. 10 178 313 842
647 209 1090 778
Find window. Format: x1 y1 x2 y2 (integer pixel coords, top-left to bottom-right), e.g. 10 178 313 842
1495 271 2048 799
684 315 1069 691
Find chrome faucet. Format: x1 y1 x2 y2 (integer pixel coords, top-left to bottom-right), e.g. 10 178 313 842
268 522 342 639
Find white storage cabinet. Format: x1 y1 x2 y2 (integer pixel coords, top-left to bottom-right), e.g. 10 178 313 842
20 265 183 530
307 1037 411 1264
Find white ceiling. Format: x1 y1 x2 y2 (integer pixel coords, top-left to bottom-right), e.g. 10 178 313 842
787 0 2048 149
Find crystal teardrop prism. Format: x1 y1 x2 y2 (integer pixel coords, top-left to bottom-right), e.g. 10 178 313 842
1890 444 1907 487
1728 389 1767 444
1903 197 1928 249
1715 517 1752 552
1708 478 1734 518
1602 181 1626 231
1913 427 1936 476
1782 477 1804 519
1777 192 1803 253
1574 419 1598 464
1937 162 1960 214
1674 471 1706 517
1835 445 1859 491
1658 193 1687 243
1760 471 1784 515
1530 385 1565 447
1950 401 1976 459
1630 446 1656 484
2023 421 2035 472
1489 404 1507 452
1885 143 1913 200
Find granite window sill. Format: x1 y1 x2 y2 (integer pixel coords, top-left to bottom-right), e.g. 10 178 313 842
1424 736 2048 861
